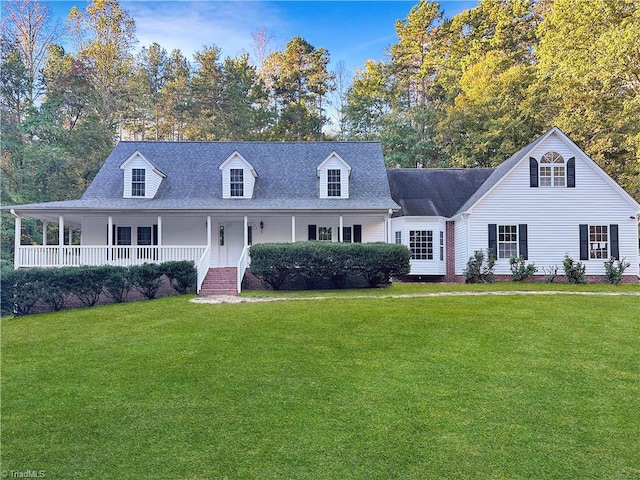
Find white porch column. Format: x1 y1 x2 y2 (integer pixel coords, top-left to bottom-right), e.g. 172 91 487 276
13 213 21 269
42 221 48 246
68 227 74 245
243 215 248 247
207 216 212 248
58 215 64 265
157 215 162 246
291 216 296 242
107 216 113 246
339 215 344 242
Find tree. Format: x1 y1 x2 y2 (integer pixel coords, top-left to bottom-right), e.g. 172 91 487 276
1 0 61 104
266 37 335 140
537 0 640 200
67 0 137 131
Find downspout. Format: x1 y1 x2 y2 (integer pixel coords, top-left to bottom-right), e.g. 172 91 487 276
11 209 20 270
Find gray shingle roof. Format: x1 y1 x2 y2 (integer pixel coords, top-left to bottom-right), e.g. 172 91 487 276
387 168 494 217
7 141 399 212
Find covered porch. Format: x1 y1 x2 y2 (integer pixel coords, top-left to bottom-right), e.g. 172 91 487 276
11 209 391 293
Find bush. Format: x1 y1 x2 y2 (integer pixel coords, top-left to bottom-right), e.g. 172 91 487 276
603 257 631 285
509 256 537 282
39 268 77 311
562 254 587 284
1 269 16 316
542 265 558 283
129 263 165 300
102 266 133 303
250 242 411 290
69 266 110 307
464 249 496 283
163 261 197 294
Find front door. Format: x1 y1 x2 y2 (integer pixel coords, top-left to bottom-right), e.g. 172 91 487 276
219 222 244 267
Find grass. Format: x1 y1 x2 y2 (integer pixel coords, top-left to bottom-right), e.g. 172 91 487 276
2 286 639 479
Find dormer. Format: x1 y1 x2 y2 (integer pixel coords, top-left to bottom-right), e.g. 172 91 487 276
120 151 166 199
317 152 352 199
219 151 258 199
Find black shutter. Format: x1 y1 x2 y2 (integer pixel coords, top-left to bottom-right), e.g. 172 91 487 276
610 224 619 259
353 224 362 243
153 224 158 245
518 224 528 260
529 157 538 188
567 157 576 188
579 224 589 260
488 224 497 255
308 224 317 241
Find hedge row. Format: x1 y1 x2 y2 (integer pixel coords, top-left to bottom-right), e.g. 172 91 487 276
249 242 411 290
1 261 196 316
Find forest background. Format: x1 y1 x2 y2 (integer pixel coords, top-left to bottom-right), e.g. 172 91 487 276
2 0 639 267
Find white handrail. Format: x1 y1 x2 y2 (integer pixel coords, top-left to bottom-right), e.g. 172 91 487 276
236 245 251 294
196 246 211 294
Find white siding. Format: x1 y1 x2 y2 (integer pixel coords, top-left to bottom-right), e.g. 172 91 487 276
465 132 639 276
390 216 447 275
454 218 469 275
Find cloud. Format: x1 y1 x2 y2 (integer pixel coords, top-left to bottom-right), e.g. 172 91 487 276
124 1 287 62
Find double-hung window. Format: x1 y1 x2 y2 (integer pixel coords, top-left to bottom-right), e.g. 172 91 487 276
230 169 244 197
498 225 518 259
327 169 341 197
589 225 608 259
318 227 332 241
131 169 146 197
409 230 433 260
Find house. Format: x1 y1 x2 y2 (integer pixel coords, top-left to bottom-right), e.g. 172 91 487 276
387 127 640 281
7 142 399 294
6 128 639 293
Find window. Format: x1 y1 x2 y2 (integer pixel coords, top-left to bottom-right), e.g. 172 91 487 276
409 230 433 260
327 169 341 197
539 152 565 187
247 225 253 246
131 169 146 196
589 225 608 259
342 226 352 243
498 225 518 259
318 227 332 241
117 226 132 245
395 231 402 245
440 231 444 261
230 169 244 197
137 227 152 246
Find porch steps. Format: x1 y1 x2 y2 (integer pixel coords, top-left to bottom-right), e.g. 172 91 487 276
199 267 238 296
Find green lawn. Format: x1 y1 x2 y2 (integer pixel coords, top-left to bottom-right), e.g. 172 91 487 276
2 287 639 479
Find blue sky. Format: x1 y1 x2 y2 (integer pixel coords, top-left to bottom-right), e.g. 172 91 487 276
46 0 478 75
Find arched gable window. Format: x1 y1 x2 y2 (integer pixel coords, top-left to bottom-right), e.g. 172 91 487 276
539 151 565 187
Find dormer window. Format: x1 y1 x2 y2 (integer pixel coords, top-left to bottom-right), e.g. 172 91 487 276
131 168 146 196
120 151 165 199
317 152 351 199
327 169 341 197
540 152 565 187
230 169 244 197
219 151 257 199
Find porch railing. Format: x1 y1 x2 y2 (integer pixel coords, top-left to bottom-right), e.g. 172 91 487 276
15 245 208 269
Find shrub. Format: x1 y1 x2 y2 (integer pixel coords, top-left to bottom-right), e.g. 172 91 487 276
1 269 16 316
163 261 197 294
102 266 133 303
509 256 537 282
603 257 631 285
562 254 587 284
69 266 109 307
39 268 77 311
464 249 496 283
129 263 165 300
250 242 411 290
542 265 558 283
